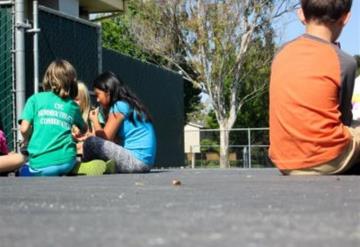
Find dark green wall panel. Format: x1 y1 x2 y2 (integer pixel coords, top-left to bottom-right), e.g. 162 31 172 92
102 49 184 167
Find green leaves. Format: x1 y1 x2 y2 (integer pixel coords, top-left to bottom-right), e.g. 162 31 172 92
101 16 151 61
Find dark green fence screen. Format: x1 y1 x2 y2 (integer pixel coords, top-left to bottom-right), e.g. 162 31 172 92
0 5 14 149
25 6 100 96
103 49 184 167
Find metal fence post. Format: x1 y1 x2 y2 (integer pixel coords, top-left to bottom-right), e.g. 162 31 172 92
30 0 40 93
14 0 27 149
247 128 252 168
184 127 269 168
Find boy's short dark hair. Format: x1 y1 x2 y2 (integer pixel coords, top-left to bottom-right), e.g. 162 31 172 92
301 0 352 23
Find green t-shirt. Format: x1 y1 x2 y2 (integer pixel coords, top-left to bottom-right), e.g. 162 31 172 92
21 92 86 169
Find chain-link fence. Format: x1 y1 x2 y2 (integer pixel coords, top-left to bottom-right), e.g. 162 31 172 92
184 128 272 168
0 4 15 150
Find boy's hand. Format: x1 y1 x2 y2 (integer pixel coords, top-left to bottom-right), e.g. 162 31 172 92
73 135 87 142
72 130 94 142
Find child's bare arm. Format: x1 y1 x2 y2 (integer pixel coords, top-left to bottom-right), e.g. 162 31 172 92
0 153 27 172
20 120 32 144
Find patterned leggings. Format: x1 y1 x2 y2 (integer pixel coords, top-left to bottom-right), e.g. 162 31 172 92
82 136 150 173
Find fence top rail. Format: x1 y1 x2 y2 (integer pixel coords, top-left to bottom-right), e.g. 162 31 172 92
0 1 13 6
185 127 269 132
38 5 100 29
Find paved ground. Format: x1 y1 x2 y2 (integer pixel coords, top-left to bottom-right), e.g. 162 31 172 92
0 168 359 247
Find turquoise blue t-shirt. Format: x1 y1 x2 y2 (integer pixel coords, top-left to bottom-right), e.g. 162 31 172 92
21 92 86 169
110 101 156 165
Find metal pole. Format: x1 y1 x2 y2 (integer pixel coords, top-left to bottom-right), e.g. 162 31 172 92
32 0 39 93
247 128 252 168
14 0 26 146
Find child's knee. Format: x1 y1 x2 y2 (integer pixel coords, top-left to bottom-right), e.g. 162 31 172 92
83 136 97 149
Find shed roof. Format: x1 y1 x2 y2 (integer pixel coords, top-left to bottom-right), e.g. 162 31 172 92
185 122 204 129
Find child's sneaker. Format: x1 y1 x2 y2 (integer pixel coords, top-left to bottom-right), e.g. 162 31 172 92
70 160 107 176
104 160 117 174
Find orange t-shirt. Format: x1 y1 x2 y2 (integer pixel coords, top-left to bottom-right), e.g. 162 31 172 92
269 34 356 170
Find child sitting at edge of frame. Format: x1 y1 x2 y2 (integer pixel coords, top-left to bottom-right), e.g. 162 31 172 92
269 0 358 175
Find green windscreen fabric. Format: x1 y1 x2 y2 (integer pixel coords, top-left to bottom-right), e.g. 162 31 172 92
25 7 100 96
0 6 15 150
102 48 184 167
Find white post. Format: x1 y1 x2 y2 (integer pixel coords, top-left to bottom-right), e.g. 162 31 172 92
190 146 195 169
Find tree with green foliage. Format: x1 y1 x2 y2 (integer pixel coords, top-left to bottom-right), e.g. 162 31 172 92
101 16 150 61
127 0 297 168
204 37 273 129
101 13 201 123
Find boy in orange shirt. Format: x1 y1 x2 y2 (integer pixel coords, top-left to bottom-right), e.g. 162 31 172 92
269 0 358 175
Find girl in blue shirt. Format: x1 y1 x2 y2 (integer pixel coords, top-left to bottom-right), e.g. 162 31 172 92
82 71 156 173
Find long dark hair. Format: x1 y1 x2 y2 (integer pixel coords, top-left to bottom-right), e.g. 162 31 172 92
93 71 153 123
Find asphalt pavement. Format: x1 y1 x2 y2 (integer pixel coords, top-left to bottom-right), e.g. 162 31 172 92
0 168 359 247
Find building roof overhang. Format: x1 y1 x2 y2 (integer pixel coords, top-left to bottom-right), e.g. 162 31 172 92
79 0 125 13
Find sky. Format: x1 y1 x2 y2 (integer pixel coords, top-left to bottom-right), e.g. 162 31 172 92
275 1 360 56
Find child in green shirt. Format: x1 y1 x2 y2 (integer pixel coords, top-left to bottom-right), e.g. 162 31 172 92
19 59 87 176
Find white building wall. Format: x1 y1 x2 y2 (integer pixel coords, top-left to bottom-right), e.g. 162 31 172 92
39 0 59 10
59 0 79 17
